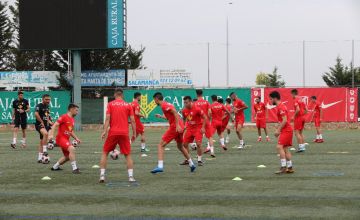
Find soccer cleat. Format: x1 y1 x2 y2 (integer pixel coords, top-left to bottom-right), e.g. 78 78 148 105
275 167 287 174
197 161 204 166
221 145 228 151
237 145 245 149
210 154 216 158
140 148 146 153
141 147 150 153
72 169 81 174
286 167 295 174
313 139 319 143
257 137 262 142
266 137 270 142
203 147 211 154
296 149 305 153
151 167 164 174
99 175 105 183
51 167 63 171
179 160 189 165
190 165 196 172
129 176 136 182
10 144 16 149
317 139 324 143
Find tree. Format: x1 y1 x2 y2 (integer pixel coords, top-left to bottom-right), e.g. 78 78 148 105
255 67 285 87
322 57 360 87
0 1 13 70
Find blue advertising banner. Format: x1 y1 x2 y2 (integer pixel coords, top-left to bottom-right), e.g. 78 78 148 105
81 70 125 86
107 0 124 48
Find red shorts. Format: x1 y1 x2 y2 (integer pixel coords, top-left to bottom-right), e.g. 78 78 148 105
183 127 203 144
162 127 183 144
256 118 266 129
56 137 71 157
294 116 305 131
136 122 145 135
211 120 223 135
103 135 131 155
314 117 321 127
235 119 244 129
278 130 293 147
204 121 213 139
221 118 230 132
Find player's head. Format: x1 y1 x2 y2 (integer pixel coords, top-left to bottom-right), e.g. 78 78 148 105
229 92 236 101
42 94 51 105
291 89 298 98
255 96 261 103
269 91 281 105
183 96 193 109
114 88 123 99
311 96 317 103
211 95 218 102
18 91 24 100
226 98 231 104
68 103 79 117
134 92 141 101
218 98 224 104
196 89 203 97
153 92 164 105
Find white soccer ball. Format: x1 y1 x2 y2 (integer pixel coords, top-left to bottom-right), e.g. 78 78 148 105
190 143 197 150
47 140 55 150
110 149 120 160
42 152 50 164
72 140 78 147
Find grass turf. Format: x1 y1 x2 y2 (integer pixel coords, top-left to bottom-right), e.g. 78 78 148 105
0 128 359 220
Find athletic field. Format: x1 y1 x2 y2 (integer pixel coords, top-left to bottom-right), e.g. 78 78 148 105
0 128 359 220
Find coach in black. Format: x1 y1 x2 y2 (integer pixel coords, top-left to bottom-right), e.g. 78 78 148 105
11 91 30 149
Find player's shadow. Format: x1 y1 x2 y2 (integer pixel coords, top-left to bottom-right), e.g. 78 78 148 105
105 181 140 188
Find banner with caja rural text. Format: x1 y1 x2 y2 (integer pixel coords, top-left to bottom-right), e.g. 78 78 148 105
123 88 251 123
0 91 71 124
256 88 358 122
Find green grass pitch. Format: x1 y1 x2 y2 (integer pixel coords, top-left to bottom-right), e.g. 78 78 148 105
0 128 359 219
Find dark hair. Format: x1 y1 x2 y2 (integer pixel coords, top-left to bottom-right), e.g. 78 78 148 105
211 95 218 102
153 92 164 101
68 103 79 110
42 94 50 99
18 91 24 95
114 88 123 96
269 91 281 100
291 89 298 95
134 92 141 99
257 96 261 99
229 92 235 97
183 96 192 101
226 98 231 104
311 96 317 100
196 89 203 96
218 98 224 104
193 98 198 102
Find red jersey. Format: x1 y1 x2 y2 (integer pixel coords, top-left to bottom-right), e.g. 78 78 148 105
224 104 232 121
106 99 134 136
312 101 321 118
131 100 142 124
161 101 183 128
276 102 292 132
294 96 306 118
210 101 227 122
182 105 204 129
194 97 210 118
233 98 246 120
254 102 266 119
56 113 75 140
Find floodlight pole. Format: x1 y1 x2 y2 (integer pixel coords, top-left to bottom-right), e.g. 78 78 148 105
72 50 82 131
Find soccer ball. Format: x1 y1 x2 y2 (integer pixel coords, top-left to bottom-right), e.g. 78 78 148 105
42 152 50 164
190 143 197 150
110 149 120 160
47 140 55 150
72 140 78 147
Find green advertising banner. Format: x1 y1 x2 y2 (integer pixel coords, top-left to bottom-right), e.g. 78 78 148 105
0 91 71 124
123 88 251 123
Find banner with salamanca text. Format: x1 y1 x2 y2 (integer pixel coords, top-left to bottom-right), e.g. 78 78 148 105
0 91 71 124
259 87 358 122
123 88 251 123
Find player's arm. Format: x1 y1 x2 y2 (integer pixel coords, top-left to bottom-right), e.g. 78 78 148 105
135 108 145 118
48 121 59 141
101 114 110 140
12 102 15 121
170 108 182 133
200 113 207 134
34 111 45 127
222 107 231 120
25 103 30 113
319 106 323 121
155 114 167 120
129 115 136 142
293 105 300 118
275 115 287 137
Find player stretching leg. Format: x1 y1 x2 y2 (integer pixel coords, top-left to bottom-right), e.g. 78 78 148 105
131 92 148 152
310 96 324 143
210 95 231 152
291 89 308 153
34 94 53 163
253 96 270 142
230 92 248 149
223 98 232 144
11 91 30 149
99 89 137 183
182 96 207 165
48 104 81 174
269 91 294 174
151 92 196 174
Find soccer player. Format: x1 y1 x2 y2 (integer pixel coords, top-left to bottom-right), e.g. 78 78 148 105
253 96 270 142
209 95 231 152
182 96 207 164
310 96 324 143
34 94 53 163
131 92 148 152
223 98 233 144
151 92 196 173
269 91 294 174
11 91 30 149
48 104 81 174
99 89 137 183
291 89 308 152
193 89 214 154
230 92 248 149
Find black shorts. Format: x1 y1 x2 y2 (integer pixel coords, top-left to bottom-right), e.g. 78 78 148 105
14 115 27 129
35 124 51 140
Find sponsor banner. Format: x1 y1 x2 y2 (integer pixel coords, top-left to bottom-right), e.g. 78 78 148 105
127 69 160 87
159 70 193 87
107 0 124 48
0 91 71 124
123 88 251 123
81 70 125 86
347 88 358 122
127 69 193 87
0 71 59 89
260 88 358 122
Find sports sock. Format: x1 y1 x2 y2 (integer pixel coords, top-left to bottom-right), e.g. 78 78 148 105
240 140 244 145
12 138 16 144
128 169 133 177
38 152 43 160
71 161 78 170
197 155 202 162
53 162 60 169
280 159 286 167
188 158 194 166
210 146 214 154
21 138 26 144
220 138 225 146
158 160 164 169
258 136 262 138
319 134 323 139
316 135 319 139
42 145 47 153
100 168 106 176
286 160 292 168
141 143 146 150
